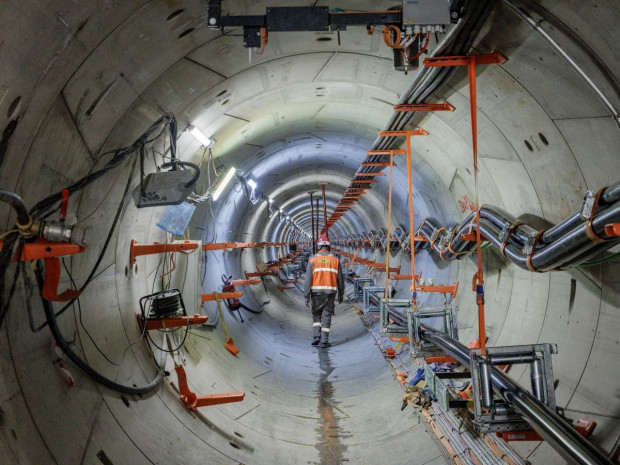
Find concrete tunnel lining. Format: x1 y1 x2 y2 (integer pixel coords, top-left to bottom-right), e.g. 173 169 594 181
0 0 619 464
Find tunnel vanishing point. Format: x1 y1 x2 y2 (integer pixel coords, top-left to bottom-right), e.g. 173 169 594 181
0 1 619 465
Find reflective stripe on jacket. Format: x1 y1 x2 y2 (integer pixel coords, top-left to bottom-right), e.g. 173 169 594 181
309 254 339 292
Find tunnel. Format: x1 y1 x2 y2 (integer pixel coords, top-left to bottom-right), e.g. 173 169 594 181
0 1 619 464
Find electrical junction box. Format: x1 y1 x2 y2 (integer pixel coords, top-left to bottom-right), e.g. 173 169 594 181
402 0 450 27
132 169 195 208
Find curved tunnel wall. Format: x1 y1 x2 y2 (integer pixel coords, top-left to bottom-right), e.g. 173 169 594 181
0 1 619 464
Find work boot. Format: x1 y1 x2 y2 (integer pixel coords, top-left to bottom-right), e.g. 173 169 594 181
320 341 331 348
320 334 330 348
311 337 320 346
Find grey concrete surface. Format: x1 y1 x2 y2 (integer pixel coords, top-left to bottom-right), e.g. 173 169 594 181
0 1 619 464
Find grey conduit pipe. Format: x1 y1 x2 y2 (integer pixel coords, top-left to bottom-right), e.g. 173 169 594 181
420 324 614 465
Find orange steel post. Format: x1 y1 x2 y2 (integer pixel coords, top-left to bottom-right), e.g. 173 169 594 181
424 50 507 356
320 183 328 238
385 150 394 300
315 199 320 246
379 129 429 311
309 191 316 254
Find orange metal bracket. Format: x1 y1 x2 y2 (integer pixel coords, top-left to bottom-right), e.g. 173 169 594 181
393 102 455 112
175 365 245 410
0 239 86 302
231 279 260 286
245 270 271 278
605 223 620 237
424 50 507 68
368 149 406 156
354 172 385 177
137 314 208 331
361 162 396 167
391 271 422 283
461 231 489 242
278 285 295 292
378 129 429 137
201 292 243 302
130 239 199 264
351 179 377 184
389 336 410 343
415 281 459 298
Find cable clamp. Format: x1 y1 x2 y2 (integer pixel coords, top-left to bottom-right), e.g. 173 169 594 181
580 190 595 220
15 215 34 237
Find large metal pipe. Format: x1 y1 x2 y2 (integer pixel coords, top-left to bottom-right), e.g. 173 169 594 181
315 199 320 247
420 324 614 465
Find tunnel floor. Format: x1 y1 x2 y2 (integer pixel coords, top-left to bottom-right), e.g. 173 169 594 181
199 276 450 465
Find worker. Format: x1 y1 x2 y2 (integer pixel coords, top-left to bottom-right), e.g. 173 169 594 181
304 235 345 348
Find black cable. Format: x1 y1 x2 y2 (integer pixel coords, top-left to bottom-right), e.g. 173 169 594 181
35 263 164 395
32 155 139 332
29 113 175 219
0 191 30 225
0 236 24 329
62 258 121 366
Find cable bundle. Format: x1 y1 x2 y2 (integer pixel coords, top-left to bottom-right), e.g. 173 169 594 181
149 290 183 318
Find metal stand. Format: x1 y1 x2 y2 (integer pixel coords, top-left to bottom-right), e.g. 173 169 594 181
362 286 384 314
379 298 411 336
353 277 374 301
470 343 558 433
408 304 458 355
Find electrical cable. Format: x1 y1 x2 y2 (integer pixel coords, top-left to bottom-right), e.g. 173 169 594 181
62 258 122 366
32 155 139 332
35 262 164 394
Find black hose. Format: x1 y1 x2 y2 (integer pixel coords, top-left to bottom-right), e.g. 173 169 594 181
36 263 164 395
160 160 200 188
0 190 30 226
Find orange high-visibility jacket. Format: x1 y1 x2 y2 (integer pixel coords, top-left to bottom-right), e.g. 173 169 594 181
309 254 339 292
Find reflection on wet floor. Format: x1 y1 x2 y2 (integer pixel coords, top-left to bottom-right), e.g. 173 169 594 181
316 347 347 464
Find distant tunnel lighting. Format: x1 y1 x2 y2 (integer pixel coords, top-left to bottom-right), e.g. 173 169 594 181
247 179 257 189
268 197 273 203
213 167 236 201
189 125 213 147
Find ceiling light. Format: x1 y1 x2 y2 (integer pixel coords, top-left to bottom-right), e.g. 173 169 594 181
247 179 257 189
213 167 236 201
189 125 213 147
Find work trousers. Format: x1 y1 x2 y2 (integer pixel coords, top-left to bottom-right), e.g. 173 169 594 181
311 292 335 342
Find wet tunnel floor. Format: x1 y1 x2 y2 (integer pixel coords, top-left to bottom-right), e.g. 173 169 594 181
243 283 449 465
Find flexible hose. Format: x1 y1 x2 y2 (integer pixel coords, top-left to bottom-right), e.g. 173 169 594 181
0 190 31 226
36 263 164 394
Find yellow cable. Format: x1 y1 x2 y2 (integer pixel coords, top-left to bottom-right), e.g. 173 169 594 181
213 292 230 339
0 229 18 241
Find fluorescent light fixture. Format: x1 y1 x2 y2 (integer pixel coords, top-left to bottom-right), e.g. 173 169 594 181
213 167 236 201
247 179 257 189
268 196 273 203
189 125 213 147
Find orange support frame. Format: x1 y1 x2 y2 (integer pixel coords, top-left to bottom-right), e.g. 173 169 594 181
175 365 244 410
393 102 455 112
137 314 208 331
129 239 199 264
0 239 86 302
361 162 396 167
354 172 385 177
415 282 459 299
201 292 243 302
367 149 406 156
231 279 260 286
423 50 507 356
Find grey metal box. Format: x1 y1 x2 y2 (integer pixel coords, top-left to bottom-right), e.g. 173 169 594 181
402 0 450 26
